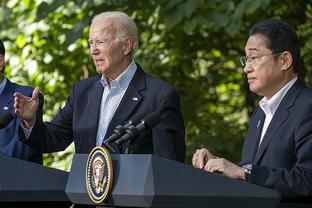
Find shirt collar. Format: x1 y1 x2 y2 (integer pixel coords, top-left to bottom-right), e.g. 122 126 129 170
259 77 297 116
100 60 137 90
0 76 7 95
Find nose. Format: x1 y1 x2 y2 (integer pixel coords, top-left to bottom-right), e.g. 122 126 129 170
91 44 100 55
243 63 253 74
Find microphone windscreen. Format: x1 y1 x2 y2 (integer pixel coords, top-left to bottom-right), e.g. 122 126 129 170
142 112 161 129
0 111 14 129
128 113 147 125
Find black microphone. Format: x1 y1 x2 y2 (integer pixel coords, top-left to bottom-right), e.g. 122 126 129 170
115 111 161 145
0 111 14 129
102 113 146 146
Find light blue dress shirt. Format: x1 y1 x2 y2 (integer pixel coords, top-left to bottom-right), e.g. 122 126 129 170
96 60 137 146
0 77 7 95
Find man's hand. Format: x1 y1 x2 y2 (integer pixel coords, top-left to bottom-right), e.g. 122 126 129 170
204 158 245 180
192 148 216 169
14 87 40 128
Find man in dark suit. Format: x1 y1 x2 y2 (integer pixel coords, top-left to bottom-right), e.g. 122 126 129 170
0 39 42 164
192 19 312 200
14 11 185 162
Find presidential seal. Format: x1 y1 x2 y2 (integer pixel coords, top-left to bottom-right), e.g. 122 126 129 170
86 146 113 204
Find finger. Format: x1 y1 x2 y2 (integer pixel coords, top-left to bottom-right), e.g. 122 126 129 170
204 158 218 172
14 92 27 100
32 87 40 101
14 95 24 110
192 154 197 167
192 150 202 168
197 154 206 169
210 166 223 174
204 160 212 172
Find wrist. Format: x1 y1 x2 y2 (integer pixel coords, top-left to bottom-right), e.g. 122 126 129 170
22 117 36 129
242 164 253 181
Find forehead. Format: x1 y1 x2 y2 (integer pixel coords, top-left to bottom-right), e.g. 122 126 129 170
245 34 270 53
89 18 117 38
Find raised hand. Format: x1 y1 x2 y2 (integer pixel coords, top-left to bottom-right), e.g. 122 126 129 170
14 87 40 128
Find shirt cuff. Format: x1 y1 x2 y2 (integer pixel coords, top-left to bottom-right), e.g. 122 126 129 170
20 121 34 139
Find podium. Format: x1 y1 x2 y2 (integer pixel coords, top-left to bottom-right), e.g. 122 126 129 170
66 154 281 208
0 155 70 207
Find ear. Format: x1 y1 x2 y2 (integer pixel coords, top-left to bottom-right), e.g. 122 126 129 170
122 37 133 55
280 51 293 71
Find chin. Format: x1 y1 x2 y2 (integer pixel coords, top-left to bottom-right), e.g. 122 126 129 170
249 86 261 95
96 68 108 75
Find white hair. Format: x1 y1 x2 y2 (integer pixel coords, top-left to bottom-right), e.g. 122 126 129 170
92 11 139 51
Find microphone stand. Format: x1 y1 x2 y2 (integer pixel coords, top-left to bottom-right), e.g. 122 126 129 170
125 140 135 154
103 142 121 154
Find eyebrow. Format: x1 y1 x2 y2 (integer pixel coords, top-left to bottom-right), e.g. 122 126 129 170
246 47 260 51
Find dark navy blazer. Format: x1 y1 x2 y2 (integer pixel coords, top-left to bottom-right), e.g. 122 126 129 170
241 80 312 199
24 64 185 162
0 78 42 164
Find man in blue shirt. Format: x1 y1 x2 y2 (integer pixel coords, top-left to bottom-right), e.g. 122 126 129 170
14 11 185 162
0 39 42 164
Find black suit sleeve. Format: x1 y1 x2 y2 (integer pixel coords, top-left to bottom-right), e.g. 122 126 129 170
20 89 74 153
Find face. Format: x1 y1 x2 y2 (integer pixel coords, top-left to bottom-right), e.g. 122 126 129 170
243 35 284 99
89 18 132 79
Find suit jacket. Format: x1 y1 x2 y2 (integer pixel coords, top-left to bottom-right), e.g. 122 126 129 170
24 64 185 162
240 80 312 200
0 78 42 164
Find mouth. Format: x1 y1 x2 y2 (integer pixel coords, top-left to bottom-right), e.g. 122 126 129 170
247 77 256 83
94 59 105 64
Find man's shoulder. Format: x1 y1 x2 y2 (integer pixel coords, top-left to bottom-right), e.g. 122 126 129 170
9 81 33 96
132 64 177 95
73 75 101 88
297 85 312 101
145 74 173 88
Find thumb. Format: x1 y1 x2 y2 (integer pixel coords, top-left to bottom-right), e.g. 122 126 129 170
32 87 40 101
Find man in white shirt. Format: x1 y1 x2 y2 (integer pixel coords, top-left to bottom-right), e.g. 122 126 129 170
192 19 312 200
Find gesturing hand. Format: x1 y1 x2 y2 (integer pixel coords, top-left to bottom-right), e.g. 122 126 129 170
14 87 40 128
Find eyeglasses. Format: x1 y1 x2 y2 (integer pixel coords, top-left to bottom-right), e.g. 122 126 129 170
239 52 281 67
88 39 113 48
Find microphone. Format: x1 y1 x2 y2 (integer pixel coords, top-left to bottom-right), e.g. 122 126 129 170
115 111 161 145
102 113 146 146
0 111 14 129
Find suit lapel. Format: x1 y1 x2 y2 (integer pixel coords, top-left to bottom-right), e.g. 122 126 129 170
250 110 265 161
253 80 305 164
85 78 103 149
0 79 15 111
241 108 265 164
104 64 145 140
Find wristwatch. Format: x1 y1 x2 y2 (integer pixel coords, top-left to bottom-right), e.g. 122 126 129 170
242 164 252 181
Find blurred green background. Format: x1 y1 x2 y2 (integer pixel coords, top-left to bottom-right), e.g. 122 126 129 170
1 0 312 171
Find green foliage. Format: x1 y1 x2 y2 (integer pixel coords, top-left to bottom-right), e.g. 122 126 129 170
1 0 312 170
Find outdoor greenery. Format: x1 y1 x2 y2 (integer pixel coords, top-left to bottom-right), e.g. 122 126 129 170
1 0 312 171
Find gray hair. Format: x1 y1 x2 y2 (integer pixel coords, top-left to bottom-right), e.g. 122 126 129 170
92 11 139 51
